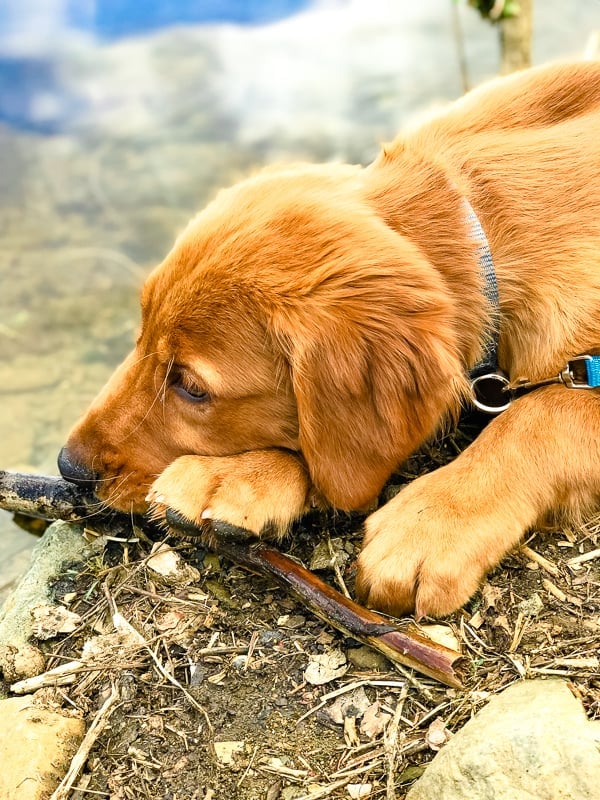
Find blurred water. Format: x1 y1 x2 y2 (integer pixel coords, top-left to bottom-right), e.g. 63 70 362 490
0 0 598 595
0 0 311 42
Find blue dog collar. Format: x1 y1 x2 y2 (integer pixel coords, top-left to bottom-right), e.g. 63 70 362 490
462 200 600 412
584 355 600 387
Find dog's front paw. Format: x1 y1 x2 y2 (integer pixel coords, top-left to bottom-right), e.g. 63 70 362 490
146 450 311 538
355 470 512 618
355 519 484 619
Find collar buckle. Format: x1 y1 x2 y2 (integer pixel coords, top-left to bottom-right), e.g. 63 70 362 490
560 355 597 388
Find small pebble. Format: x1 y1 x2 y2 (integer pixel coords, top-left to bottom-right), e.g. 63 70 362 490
346 646 390 672
258 630 284 646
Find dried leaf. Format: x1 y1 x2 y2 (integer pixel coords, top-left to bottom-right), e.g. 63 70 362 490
31 605 82 639
359 701 392 740
304 649 348 686
481 584 503 610
214 741 245 765
327 686 371 724
147 542 201 584
154 610 186 632
81 628 146 663
278 614 306 629
315 629 336 646
419 624 460 652
207 669 227 685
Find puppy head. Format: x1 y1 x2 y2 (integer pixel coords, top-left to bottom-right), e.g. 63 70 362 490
59 282 299 512
60 163 466 512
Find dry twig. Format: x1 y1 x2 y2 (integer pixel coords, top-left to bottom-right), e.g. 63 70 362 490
49 682 121 800
567 548 600 567
520 544 560 577
384 686 409 800
542 578 583 607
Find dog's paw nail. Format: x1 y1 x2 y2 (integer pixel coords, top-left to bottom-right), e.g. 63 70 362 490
201 508 213 520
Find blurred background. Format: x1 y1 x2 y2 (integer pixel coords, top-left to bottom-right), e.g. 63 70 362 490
0 0 598 595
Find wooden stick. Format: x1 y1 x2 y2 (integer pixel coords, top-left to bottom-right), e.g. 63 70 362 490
0 469 142 537
0 471 465 688
209 521 464 688
11 660 90 694
0 470 89 521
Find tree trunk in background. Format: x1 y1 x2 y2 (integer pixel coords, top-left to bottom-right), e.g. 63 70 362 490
499 0 533 74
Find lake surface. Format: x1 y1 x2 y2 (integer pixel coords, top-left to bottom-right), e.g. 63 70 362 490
0 0 598 595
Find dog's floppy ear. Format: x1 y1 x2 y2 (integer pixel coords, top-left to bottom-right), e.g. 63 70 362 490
271 227 467 511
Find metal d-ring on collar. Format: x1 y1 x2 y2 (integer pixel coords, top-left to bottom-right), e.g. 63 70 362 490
464 199 600 414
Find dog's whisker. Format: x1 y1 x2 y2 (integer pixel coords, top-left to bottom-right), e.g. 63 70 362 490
128 349 161 370
119 359 174 443
159 358 174 423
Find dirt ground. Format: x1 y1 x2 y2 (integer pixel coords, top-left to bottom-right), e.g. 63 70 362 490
5 416 600 800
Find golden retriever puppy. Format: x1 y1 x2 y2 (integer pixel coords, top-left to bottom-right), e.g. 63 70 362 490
59 61 600 618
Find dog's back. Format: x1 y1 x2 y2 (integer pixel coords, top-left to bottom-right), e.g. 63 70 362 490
373 61 600 381
427 60 600 138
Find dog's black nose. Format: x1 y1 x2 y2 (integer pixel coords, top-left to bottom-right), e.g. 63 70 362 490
57 446 97 487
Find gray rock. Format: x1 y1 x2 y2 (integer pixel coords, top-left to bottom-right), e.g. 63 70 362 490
0 521 93 650
408 679 600 800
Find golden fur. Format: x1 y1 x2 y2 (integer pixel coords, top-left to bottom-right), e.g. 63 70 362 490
61 61 600 617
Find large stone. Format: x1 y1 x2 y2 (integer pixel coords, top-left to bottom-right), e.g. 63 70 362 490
407 679 600 800
0 521 92 650
0 695 85 800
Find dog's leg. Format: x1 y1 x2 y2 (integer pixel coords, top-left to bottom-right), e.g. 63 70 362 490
146 449 311 538
356 385 600 618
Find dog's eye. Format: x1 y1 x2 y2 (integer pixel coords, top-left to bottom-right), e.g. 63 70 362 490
172 373 210 404
175 384 209 403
